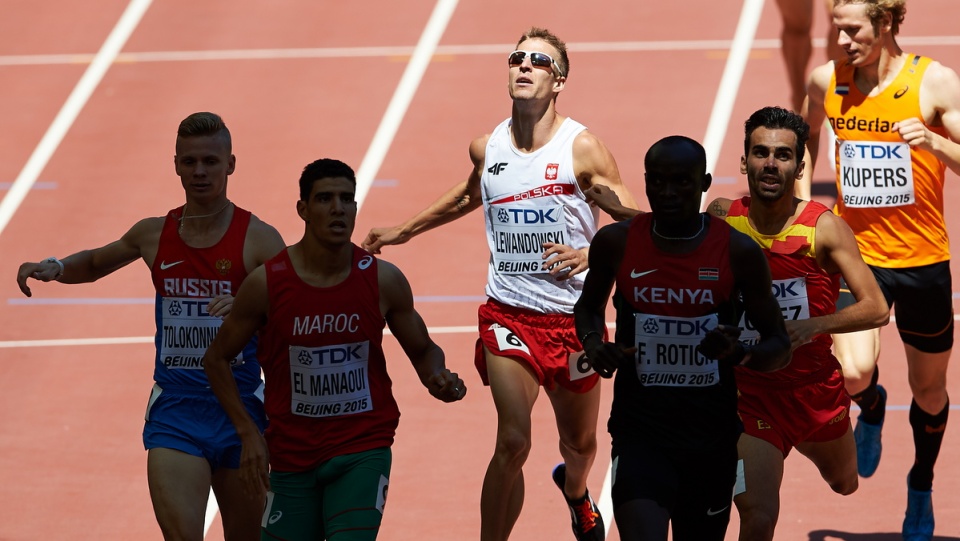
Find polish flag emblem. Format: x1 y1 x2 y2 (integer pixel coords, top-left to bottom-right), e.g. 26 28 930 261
545 163 559 180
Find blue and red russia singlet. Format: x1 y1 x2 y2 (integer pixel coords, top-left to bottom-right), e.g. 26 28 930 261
480 117 599 314
609 214 741 450
258 246 400 472
826 55 949 268
151 206 261 393
725 198 841 388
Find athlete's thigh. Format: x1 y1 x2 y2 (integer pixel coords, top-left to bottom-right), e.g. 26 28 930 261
614 499 670 541
889 263 955 353
263 470 324 540
832 328 881 380
733 434 785 522
147 447 213 539
485 349 541 432
610 442 679 511
211 467 265 541
795 424 857 493
672 444 737 541
321 448 392 541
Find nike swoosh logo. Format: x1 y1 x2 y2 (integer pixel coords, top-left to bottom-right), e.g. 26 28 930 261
630 269 658 278
706 505 730 516
159 260 184 270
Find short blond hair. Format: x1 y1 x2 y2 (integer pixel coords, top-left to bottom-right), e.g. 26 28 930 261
834 0 906 35
516 27 569 77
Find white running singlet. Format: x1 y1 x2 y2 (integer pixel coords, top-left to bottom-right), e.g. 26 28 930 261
480 117 599 313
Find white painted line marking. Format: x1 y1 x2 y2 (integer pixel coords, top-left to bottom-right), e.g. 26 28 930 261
0 0 153 238
354 0 459 211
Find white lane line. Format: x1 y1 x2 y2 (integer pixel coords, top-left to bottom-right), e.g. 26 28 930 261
3 313 946 349
702 0 765 179
0 0 153 238
0 325 481 349
2 36 958 67
354 0 459 211
604 0 762 530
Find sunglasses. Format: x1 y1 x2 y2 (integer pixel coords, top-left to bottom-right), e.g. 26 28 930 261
507 50 564 77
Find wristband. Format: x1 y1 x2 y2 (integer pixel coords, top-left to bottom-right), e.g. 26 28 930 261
44 257 64 280
579 330 602 346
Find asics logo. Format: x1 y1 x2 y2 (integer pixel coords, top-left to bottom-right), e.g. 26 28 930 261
159 260 184 270
630 269 657 279
706 505 729 516
893 85 909 99
268 511 282 524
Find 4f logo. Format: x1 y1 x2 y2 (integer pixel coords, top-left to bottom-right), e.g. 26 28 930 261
488 162 508 175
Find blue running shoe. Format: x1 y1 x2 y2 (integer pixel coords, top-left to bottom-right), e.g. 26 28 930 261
552 463 605 541
903 477 934 541
854 385 886 477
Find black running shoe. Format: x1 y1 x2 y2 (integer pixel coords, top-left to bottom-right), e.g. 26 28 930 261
552 463 605 541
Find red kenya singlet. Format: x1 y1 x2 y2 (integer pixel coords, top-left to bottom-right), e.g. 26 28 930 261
609 214 741 450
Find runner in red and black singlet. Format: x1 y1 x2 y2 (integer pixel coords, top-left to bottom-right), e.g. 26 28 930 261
575 135 790 541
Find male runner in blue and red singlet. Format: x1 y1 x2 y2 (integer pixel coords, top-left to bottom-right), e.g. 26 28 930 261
16 112 286 541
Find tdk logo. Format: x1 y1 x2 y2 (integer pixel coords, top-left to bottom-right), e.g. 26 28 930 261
488 162 508 175
772 280 802 298
302 345 364 365
505 208 559 224
643 317 713 336
844 143 905 160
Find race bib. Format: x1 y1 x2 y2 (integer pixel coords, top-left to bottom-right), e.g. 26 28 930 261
838 140 914 207
634 312 719 387
739 277 810 345
568 350 596 381
289 341 372 418
490 204 567 274
158 296 243 370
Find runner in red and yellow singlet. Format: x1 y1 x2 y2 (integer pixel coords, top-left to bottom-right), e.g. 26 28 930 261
709 106 888 541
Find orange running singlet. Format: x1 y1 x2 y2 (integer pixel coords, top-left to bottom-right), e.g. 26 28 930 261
825 54 949 268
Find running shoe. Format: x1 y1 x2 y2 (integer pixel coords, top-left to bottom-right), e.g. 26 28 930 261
903 476 934 541
854 384 886 477
552 463 605 541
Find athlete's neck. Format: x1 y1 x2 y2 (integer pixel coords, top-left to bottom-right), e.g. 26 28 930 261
290 241 353 288
510 102 563 153
854 39 905 92
747 196 805 236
